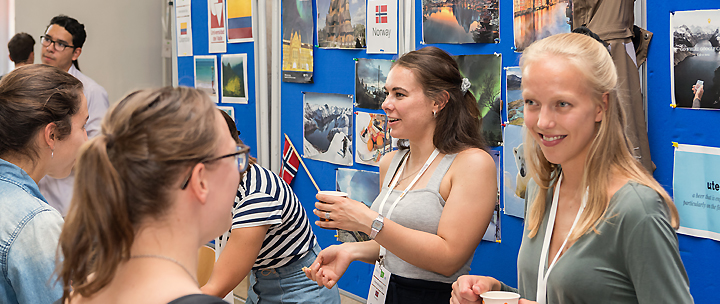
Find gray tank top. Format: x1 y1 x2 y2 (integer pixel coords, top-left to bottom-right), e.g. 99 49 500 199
370 149 471 283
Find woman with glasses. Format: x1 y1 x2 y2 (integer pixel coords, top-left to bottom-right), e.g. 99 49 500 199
0 64 86 304
56 87 247 304
200 111 340 303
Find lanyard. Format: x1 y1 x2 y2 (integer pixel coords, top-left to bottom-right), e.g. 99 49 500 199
377 149 439 258
536 174 587 304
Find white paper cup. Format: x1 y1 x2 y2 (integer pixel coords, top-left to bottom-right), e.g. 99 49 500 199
480 291 520 304
317 190 348 198
317 191 347 221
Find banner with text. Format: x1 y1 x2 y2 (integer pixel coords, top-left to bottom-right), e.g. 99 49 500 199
208 0 228 53
366 0 397 54
674 143 720 241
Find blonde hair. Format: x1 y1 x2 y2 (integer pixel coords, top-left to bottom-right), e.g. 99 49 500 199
521 33 678 241
56 87 220 301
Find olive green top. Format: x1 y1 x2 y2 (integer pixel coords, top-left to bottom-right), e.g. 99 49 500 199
500 179 693 304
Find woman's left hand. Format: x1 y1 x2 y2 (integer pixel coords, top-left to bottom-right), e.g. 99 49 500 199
313 193 376 233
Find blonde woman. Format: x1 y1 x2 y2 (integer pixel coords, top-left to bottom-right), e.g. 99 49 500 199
451 33 693 304
56 87 248 304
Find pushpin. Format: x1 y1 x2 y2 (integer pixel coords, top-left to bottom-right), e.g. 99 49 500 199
511 46 517 51
672 142 679 148
670 103 677 108
353 58 358 61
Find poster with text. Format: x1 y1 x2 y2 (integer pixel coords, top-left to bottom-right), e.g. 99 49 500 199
506 67 524 125
366 0 397 54
336 168 381 242
513 0 572 52
671 9 720 109
221 54 249 103
176 0 193 56
194 55 218 102
303 92 353 166
453 54 502 146
282 0 314 83
483 149 501 242
423 0 499 44
355 112 394 167
355 58 392 110
226 0 253 42
503 124 526 218
316 0 366 49
674 143 720 241
208 0 228 53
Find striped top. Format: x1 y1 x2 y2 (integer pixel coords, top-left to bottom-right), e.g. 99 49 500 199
222 164 316 270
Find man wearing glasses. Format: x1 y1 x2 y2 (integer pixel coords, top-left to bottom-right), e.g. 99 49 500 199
38 15 109 216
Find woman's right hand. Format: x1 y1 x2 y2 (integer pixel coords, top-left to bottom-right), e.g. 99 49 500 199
303 244 353 289
450 275 500 304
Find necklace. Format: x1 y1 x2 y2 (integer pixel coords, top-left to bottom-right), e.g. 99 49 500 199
131 254 197 285
397 166 422 184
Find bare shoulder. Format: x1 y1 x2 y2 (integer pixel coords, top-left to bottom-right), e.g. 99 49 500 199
378 150 399 172
452 148 495 173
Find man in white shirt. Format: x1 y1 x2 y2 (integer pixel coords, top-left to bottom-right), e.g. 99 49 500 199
39 15 109 216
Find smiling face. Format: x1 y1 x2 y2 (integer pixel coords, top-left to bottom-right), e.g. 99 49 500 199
41 25 81 72
381 66 438 141
47 92 88 179
522 55 603 169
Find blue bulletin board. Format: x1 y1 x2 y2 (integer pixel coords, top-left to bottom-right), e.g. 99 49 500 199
176 0 258 157
178 0 720 301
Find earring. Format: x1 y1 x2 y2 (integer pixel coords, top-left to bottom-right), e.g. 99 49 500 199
51 150 54 159
432 110 437 118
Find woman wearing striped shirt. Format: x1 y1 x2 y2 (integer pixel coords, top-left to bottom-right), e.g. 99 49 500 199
201 111 340 303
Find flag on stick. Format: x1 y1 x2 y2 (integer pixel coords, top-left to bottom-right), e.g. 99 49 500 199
280 139 300 185
281 134 320 191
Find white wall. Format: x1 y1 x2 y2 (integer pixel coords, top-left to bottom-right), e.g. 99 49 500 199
14 0 164 103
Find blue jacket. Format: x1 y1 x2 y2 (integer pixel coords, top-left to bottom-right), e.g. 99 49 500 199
0 158 63 303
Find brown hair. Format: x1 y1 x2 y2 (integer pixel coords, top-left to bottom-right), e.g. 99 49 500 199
392 46 486 154
57 87 220 301
521 33 679 241
0 64 83 162
8 32 35 63
219 109 256 167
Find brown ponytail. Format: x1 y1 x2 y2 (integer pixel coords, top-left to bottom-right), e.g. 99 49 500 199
57 87 219 301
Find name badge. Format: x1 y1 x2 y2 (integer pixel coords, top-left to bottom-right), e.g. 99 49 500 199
366 261 391 304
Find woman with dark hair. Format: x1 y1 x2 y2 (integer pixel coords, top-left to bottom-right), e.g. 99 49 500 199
56 87 248 304
304 46 497 304
0 64 86 304
201 111 340 303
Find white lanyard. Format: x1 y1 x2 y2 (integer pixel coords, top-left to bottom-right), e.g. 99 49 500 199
376 149 439 257
536 174 587 304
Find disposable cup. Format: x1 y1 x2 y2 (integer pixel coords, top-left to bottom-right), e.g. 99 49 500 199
480 291 520 304
317 191 347 221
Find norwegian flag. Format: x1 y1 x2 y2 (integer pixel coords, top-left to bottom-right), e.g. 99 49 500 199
375 5 388 24
280 138 300 185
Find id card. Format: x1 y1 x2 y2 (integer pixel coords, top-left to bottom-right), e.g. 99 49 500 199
366 261 391 304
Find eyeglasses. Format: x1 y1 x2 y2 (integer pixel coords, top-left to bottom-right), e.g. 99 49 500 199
40 35 77 52
180 144 251 190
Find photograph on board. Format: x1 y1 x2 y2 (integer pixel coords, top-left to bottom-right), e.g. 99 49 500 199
355 112 394 166
355 58 392 110
316 0 366 49
226 0 253 43
221 54 249 104
482 150 501 242
671 9 720 109
335 168 381 242
503 124 526 218
453 54 502 146
217 106 235 121
194 55 218 102
506 66 524 126
422 0 499 44
303 92 353 166
513 0 573 52
282 0 314 83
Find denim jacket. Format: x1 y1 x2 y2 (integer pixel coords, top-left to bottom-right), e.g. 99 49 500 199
0 158 64 304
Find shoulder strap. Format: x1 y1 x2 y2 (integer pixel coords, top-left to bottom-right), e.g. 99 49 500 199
425 153 458 192
167 294 227 304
